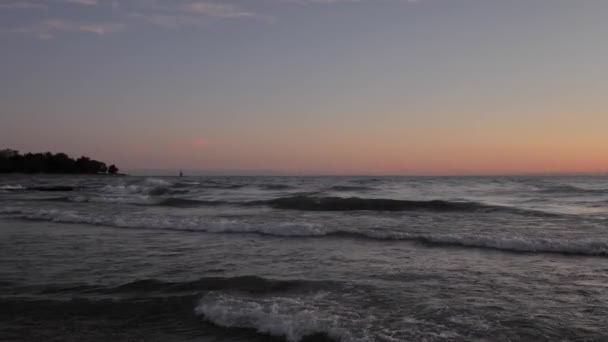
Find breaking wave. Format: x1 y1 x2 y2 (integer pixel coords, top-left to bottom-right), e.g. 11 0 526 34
1 207 605 256
0 184 25 191
2 276 360 342
100 178 172 196
196 292 366 342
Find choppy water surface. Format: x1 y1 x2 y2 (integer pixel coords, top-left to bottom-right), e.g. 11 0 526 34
1 175 607 341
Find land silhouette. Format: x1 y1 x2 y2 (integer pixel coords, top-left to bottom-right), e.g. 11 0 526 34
0 149 119 175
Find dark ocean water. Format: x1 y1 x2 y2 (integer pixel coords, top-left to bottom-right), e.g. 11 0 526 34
1 175 607 341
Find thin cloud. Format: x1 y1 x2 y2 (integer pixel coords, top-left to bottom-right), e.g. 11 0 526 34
0 0 100 10
127 1 260 29
63 0 98 5
277 0 420 3
182 2 254 18
78 22 126 34
2 0 418 38
0 2 48 10
9 19 125 39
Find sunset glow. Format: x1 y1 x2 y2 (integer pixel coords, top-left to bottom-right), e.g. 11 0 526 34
2 0 607 175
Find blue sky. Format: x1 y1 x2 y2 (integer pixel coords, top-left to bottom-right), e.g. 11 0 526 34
2 0 608 174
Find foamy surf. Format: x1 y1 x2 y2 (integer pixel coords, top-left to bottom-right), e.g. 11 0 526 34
1 207 606 256
195 292 371 342
2 175 608 342
0 184 25 191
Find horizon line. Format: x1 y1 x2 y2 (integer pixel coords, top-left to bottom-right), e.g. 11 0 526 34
123 168 608 178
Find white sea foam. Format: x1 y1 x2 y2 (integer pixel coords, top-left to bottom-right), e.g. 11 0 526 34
100 184 165 195
68 194 155 205
0 207 327 236
0 184 25 191
100 185 142 194
203 220 327 236
195 292 370 342
399 232 608 256
143 178 173 186
1 207 606 256
177 181 200 185
99 178 173 196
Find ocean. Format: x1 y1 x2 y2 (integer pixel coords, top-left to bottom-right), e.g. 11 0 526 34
1 175 607 341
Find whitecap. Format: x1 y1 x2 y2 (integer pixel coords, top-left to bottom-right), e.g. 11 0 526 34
0 184 25 191
1 207 606 256
195 292 370 342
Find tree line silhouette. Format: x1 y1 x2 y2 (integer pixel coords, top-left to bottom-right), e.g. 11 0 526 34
0 149 119 174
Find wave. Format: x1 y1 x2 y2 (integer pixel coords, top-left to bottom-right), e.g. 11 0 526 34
1 184 75 192
258 184 294 190
196 292 363 342
328 186 374 192
198 184 245 189
157 198 229 207
1 207 605 256
0 207 328 236
7 274 352 342
11 191 568 218
3 181 171 194
101 184 167 196
90 178 193 200
537 184 608 195
32 195 222 207
113 276 325 294
143 178 173 186
29 193 520 214
352 178 383 185
263 196 524 213
354 231 608 257
1 285 355 342
97 178 179 195
0 184 25 191
32 186 76 192
37 276 336 296
172 181 200 188
195 180 246 189
4 180 564 218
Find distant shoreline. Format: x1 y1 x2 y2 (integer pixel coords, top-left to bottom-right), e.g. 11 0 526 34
0 149 120 175
0 173 127 176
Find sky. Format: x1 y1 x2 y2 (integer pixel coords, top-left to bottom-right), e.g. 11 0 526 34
1 0 607 175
